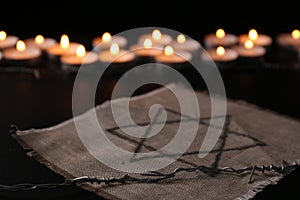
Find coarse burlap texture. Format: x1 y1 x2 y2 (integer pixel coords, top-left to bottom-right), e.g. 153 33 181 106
13 83 300 200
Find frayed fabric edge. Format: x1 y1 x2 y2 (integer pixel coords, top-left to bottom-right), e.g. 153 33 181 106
235 159 300 200
234 175 282 200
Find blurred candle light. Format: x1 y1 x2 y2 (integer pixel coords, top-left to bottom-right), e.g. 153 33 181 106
164 45 174 56
60 44 98 68
248 29 258 41
138 29 173 46
233 39 266 58
98 42 137 75
76 45 86 57
155 45 192 63
177 34 186 44
35 35 45 44
216 46 225 56
25 34 56 52
110 43 119 55
204 28 238 48
152 29 162 41
16 40 26 52
276 29 300 49
60 34 69 49
130 38 163 58
238 29 272 47
292 29 300 39
99 43 136 63
46 34 81 59
0 31 7 41
0 30 19 50
201 45 238 63
92 31 127 51
3 39 41 63
102 32 112 42
144 38 152 48
244 39 254 49
216 29 225 39
171 33 200 52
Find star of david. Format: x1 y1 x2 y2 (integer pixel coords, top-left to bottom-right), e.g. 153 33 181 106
106 108 266 169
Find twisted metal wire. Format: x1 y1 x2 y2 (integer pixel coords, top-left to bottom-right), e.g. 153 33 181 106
1 162 298 192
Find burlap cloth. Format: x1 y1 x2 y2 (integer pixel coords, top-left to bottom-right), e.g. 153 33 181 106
13 83 300 200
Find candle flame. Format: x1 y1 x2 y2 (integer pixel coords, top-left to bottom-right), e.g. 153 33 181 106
244 40 254 49
102 32 112 42
143 38 152 48
60 34 69 49
216 29 225 39
216 46 225 56
76 45 86 57
35 35 44 44
292 29 300 39
177 34 186 44
110 43 119 55
16 40 26 52
152 29 162 40
164 45 174 56
248 29 258 40
0 31 7 41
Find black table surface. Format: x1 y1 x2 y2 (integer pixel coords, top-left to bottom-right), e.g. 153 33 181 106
1 45 300 200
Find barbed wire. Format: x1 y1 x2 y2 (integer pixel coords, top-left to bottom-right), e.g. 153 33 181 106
1 162 298 192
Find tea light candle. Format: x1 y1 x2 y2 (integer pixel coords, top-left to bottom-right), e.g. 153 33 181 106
98 43 137 76
201 46 238 62
232 39 266 58
60 45 98 67
238 29 272 47
154 45 192 63
0 31 19 50
3 40 41 63
138 29 173 46
204 29 238 48
130 38 163 57
171 34 201 52
276 29 300 48
25 35 57 51
99 43 136 63
92 32 127 51
47 34 81 58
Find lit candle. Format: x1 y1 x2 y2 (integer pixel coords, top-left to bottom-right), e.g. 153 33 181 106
0 31 19 50
171 33 201 52
201 46 238 63
98 43 137 76
25 34 57 51
232 39 266 58
138 29 173 46
154 45 192 63
3 40 42 64
203 28 238 48
276 29 300 48
238 29 272 47
98 43 136 63
60 45 98 69
92 32 127 51
46 34 81 59
130 38 164 57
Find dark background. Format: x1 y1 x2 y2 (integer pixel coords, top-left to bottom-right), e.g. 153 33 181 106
1 1 300 45
1 1 300 200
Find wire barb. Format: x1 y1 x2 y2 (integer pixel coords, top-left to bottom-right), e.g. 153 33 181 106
0 162 298 192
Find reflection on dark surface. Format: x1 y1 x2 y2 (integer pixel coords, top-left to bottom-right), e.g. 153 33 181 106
0 41 300 200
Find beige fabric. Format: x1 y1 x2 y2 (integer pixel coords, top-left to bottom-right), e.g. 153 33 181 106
13 83 300 200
